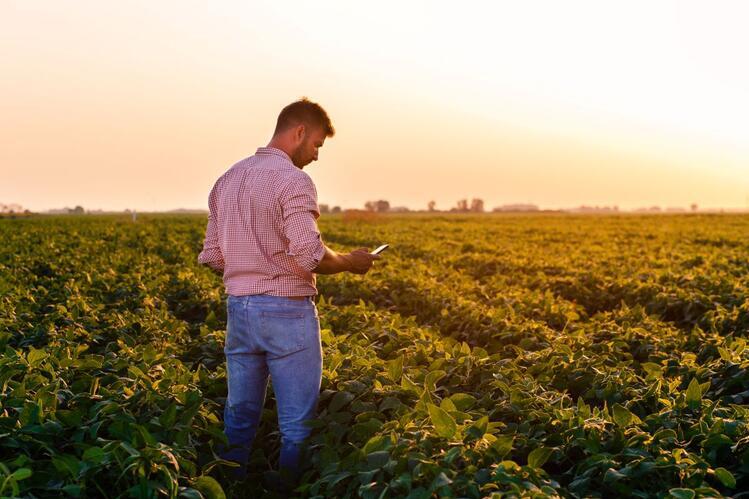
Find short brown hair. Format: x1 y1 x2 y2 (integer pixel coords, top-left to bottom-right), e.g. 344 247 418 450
274 97 335 137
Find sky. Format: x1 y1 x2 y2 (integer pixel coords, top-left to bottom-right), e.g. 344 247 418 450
2 0 748 212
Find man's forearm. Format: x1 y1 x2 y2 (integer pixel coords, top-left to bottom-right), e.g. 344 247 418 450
312 245 352 274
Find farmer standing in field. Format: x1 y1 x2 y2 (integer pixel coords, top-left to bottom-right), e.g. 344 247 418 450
197 98 379 486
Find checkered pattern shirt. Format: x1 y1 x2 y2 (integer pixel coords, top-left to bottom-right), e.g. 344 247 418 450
198 147 326 296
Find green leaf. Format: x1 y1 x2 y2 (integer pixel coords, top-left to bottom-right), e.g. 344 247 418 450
612 404 636 427
576 397 591 419
386 356 403 382
82 447 106 464
653 429 678 443
641 362 663 377
603 468 627 483
10 468 32 481
431 471 453 489
527 447 553 468
362 435 389 454
717 347 733 361
27 347 47 367
449 393 477 411
328 391 355 413
439 397 457 412
192 476 226 499
685 378 702 408
713 467 736 488
178 490 204 499
160 403 177 428
62 484 82 497
669 488 695 499
400 374 421 394
427 403 457 439
52 455 80 478
365 450 390 470
424 370 446 392
133 424 157 446
491 434 513 458
120 442 140 457
466 415 488 439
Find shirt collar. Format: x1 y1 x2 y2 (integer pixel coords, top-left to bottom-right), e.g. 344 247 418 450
255 146 294 164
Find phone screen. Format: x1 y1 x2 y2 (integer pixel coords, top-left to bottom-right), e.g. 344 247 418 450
371 244 389 255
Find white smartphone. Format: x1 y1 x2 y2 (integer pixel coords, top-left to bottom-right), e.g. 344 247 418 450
371 244 389 255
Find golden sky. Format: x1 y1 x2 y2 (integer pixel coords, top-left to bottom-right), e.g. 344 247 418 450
2 0 748 212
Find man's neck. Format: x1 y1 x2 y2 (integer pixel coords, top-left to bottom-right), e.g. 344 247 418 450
266 139 293 158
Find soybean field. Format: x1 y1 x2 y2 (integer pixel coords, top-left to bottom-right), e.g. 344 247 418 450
1 213 748 498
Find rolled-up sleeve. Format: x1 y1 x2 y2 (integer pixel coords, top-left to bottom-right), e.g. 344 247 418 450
198 181 225 271
280 174 326 272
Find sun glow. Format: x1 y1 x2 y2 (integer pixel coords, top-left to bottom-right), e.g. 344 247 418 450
2 0 748 211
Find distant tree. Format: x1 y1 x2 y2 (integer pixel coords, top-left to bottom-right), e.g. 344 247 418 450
427 200 436 212
690 203 698 212
470 198 484 212
1 203 24 214
454 199 468 212
365 200 390 212
331 206 341 213
319 204 330 214
72 206 85 214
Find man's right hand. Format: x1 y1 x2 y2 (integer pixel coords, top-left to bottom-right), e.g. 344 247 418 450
345 248 380 274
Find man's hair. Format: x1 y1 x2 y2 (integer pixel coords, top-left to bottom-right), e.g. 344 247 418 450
274 97 335 138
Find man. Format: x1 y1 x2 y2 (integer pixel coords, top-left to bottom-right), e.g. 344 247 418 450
197 98 379 485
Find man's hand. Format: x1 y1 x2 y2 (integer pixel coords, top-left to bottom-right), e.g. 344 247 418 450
313 245 381 275
343 248 380 275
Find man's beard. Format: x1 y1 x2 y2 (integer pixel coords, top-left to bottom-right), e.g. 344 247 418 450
290 143 311 168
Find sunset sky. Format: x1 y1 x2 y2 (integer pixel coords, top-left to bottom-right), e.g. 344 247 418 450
2 1 748 212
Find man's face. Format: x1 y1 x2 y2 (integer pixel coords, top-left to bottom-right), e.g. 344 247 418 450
291 125 326 168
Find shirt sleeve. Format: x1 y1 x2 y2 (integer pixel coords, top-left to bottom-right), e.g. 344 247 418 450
280 174 326 272
197 180 226 271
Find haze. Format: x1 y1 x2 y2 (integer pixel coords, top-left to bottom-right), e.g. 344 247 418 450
2 0 748 212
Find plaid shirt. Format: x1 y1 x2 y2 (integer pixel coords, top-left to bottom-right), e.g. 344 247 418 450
198 147 326 296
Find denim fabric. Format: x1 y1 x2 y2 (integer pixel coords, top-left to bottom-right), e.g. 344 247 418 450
219 294 322 482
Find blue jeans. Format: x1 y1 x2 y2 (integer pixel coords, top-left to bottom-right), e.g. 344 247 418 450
220 294 322 481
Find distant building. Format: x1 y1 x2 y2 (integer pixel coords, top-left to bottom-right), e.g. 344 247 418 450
390 206 410 213
567 205 619 213
493 203 539 212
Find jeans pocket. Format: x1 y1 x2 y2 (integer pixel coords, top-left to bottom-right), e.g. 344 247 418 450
225 298 255 354
260 310 308 357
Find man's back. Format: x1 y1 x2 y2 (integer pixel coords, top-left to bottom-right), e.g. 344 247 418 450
200 99 378 489
198 146 325 297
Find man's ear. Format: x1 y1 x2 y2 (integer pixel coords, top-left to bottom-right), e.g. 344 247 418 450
294 124 306 143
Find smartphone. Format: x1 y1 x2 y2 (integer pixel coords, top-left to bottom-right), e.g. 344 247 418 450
371 244 389 255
